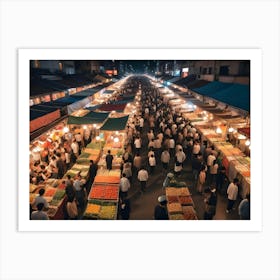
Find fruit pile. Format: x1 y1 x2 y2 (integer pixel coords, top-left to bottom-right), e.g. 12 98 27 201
182 206 197 220
99 205 117 220
178 196 193 206
85 203 101 216
89 185 119 200
52 189 65 200
94 176 120 185
167 203 182 214
169 213 184 220
44 187 57 197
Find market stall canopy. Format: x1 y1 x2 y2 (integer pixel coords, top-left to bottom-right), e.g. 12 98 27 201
192 81 232 95
98 103 127 112
74 88 101 97
30 109 60 132
192 82 250 112
67 111 110 125
99 115 129 131
86 105 101 111
102 90 115 94
238 127 250 138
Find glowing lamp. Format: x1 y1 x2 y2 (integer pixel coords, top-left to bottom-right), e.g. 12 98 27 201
216 127 222 134
228 127 234 133
63 127 69 133
96 136 100 141
93 124 97 128
114 137 119 143
83 125 87 130
245 140 250 146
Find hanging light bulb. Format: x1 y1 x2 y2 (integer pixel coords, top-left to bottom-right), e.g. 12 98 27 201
228 127 234 133
245 139 250 146
216 127 222 134
63 127 69 133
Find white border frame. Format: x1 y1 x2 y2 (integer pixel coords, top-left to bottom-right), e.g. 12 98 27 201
18 48 262 232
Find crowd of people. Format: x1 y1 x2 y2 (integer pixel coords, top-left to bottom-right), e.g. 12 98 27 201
29 76 250 221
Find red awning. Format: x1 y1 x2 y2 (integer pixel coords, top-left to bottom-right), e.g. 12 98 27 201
238 127 250 138
30 109 61 132
98 103 127 112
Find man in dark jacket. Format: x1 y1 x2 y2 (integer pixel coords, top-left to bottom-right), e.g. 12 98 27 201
105 150 113 170
154 195 169 220
86 160 98 193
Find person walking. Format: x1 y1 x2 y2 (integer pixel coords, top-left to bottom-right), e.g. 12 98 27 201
85 160 98 194
148 154 156 174
119 173 131 199
137 167 149 193
119 197 131 220
226 178 239 213
105 150 113 171
154 195 169 220
203 186 217 220
209 159 219 186
238 193 250 219
73 174 86 213
160 149 170 171
196 165 206 195
66 196 78 220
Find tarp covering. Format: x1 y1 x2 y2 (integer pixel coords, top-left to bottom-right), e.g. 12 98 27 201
67 111 110 125
192 81 232 95
103 90 115 94
67 96 92 114
192 82 250 112
86 105 101 111
73 89 98 97
30 109 60 132
210 84 250 112
30 106 58 121
98 103 127 112
100 115 129 131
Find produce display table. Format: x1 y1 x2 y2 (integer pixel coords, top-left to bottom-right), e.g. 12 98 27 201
182 110 251 199
165 187 198 220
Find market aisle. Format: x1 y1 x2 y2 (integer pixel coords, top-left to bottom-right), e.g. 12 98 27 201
127 84 241 221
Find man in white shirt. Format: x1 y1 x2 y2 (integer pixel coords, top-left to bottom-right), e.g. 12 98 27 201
71 139 79 158
161 150 170 170
175 148 186 164
193 141 201 155
119 173 131 199
134 137 141 153
226 178 239 213
138 167 149 192
148 154 156 174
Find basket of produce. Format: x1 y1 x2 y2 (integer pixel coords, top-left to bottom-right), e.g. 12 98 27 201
52 189 65 201
99 205 117 220
167 202 182 214
88 185 119 200
84 203 101 218
169 213 184 220
47 206 58 217
167 196 179 203
94 175 120 185
182 206 197 220
178 196 194 206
